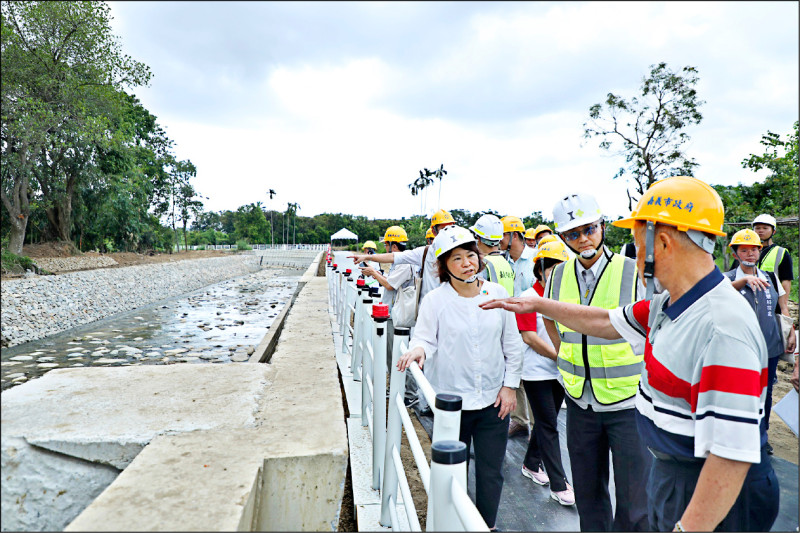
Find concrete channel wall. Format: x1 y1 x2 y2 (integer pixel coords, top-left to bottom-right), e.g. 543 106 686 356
2 252 350 531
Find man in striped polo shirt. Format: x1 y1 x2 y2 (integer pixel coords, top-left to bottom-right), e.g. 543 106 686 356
480 176 778 532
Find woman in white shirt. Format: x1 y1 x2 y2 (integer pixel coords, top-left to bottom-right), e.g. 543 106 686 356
398 226 523 531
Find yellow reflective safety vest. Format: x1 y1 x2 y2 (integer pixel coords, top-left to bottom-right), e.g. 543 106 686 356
484 254 514 296
757 245 786 280
548 253 642 404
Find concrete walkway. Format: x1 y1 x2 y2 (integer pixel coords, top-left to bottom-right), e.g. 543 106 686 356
3 252 350 532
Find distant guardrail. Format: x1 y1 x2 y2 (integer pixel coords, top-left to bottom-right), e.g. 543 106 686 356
175 244 328 251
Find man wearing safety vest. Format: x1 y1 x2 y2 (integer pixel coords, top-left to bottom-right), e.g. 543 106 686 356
500 215 537 438
469 214 514 296
544 192 648 531
751 213 794 314
480 176 778 532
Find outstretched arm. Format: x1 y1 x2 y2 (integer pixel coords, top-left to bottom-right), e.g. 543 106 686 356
348 252 395 264
480 293 620 340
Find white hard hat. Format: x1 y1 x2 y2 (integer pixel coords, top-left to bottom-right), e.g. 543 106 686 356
469 214 504 243
752 214 777 229
552 193 604 234
432 225 476 258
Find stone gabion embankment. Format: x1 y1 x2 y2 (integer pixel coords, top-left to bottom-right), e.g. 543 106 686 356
1 255 263 348
33 256 118 273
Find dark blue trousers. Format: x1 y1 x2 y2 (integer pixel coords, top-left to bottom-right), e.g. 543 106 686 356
647 445 779 532
565 398 651 531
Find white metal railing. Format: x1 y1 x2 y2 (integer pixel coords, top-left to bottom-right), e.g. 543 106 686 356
325 252 489 532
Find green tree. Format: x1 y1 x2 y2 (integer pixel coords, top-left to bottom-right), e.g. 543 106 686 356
1 1 151 253
583 62 704 210
714 121 799 271
233 202 269 244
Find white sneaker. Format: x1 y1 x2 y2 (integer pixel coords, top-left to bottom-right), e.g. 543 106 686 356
521 465 550 486
550 482 575 506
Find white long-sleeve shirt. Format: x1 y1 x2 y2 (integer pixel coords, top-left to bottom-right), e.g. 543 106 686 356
408 280 524 410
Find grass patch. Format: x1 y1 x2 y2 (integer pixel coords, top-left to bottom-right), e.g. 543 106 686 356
1 249 38 275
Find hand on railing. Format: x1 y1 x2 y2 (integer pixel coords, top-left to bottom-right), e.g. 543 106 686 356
397 346 425 371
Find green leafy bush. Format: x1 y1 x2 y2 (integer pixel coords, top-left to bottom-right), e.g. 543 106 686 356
236 240 252 251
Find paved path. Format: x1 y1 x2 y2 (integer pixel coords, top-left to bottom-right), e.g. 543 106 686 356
415 409 799 531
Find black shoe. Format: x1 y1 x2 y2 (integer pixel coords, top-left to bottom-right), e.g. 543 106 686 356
766 442 774 455
404 397 419 408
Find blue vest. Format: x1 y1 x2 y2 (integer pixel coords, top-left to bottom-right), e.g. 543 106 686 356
724 269 784 358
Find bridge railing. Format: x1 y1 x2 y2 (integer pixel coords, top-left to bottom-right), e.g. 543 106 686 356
326 252 488 532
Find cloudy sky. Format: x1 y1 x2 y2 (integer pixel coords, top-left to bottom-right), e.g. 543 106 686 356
107 1 798 223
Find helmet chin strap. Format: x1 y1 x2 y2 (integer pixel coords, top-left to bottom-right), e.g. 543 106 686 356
449 268 479 284
644 221 656 300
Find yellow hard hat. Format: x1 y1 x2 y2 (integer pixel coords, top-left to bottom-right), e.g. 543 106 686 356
532 224 553 239
431 209 455 228
612 176 726 237
534 240 570 265
501 215 525 234
728 229 762 248
425 227 435 239
537 234 559 246
523 227 538 240
362 240 377 250
383 226 408 243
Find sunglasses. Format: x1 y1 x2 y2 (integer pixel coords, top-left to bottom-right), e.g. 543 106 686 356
562 223 600 242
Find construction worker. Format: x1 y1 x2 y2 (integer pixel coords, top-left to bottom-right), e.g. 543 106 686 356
725 228 795 457
750 214 795 314
481 176 778 532
360 226 417 402
500 215 536 438
524 228 539 249
469 214 514 296
516 240 575 506
348 209 456 413
542 192 649 531
500 216 536 297
425 227 435 245
359 240 380 287
525 224 553 249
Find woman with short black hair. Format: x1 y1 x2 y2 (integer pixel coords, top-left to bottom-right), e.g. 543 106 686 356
398 225 523 531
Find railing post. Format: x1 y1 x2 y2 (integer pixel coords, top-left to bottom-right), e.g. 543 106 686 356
359 288 374 426
352 281 367 381
427 394 463 528
380 327 410 526
428 440 468 532
432 394 462 443
371 303 389 491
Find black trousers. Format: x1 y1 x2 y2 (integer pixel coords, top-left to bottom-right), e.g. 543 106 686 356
647 445 779 532
460 403 510 529
522 379 569 491
565 397 651 531
763 355 779 434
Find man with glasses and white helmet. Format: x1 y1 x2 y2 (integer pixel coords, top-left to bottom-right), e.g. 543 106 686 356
542 192 648 531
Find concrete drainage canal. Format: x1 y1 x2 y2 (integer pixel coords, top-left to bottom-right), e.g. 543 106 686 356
1 258 315 531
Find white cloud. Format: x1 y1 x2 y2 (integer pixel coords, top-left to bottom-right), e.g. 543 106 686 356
107 1 798 228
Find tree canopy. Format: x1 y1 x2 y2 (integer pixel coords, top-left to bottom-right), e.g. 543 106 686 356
583 62 704 210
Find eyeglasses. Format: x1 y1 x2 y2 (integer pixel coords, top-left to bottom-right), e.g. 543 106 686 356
562 223 600 242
